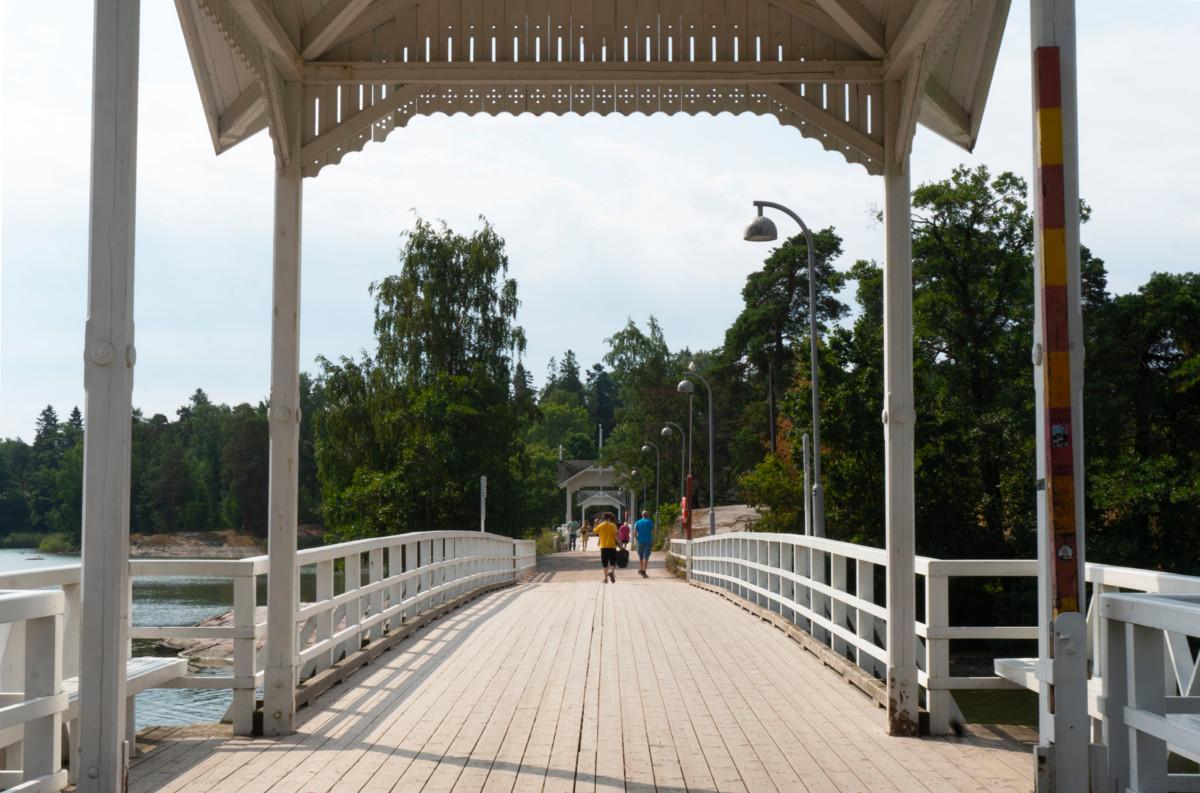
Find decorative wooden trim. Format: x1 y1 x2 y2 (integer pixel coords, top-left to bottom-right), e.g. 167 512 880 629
760 83 883 163
302 59 884 85
301 84 422 163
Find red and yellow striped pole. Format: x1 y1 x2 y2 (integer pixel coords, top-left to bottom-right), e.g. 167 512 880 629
1034 45 1081 617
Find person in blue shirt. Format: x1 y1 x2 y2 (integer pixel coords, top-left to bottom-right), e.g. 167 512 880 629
634 511 655 578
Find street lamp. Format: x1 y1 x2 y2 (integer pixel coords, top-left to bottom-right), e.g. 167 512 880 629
661 422 686 504
744 200 826 537
678 362 716 537
640 442 661 532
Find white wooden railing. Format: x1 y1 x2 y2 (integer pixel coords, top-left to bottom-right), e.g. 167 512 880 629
0 589 68 792
0 530 535 750
1101 592 1200 793
670 532 1200 748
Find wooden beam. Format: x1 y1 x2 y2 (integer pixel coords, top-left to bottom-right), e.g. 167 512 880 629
301 0 374 60
300 84 422 163
922 78 968 139
810 0 886 58
760 83 884 163
302 59 884 85
313 0 421 56
883 0 952 80
229 0 302 79
217 83 265 142
762 0 875 56
261 52 290 164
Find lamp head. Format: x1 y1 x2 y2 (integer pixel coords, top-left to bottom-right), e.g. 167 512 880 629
677 379 695 395
631 468 638 477
661 426 673 437
641 444 652 454
687 360 698 373
744 207 778 242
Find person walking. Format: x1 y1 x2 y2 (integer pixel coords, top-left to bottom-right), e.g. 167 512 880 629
617 518 631 550
634 510 655 578
567 519 579 551
595 512 619 583
580 519 590 551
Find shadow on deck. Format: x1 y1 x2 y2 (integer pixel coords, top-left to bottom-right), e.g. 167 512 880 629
129 551 1035 792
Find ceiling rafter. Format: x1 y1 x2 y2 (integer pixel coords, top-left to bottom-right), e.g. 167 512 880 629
808 0 886 59
884 0 953 80
760 83 884 163
217 83 265 142
301 0 376 60
301 60 884 85
762 0 874 57
316 0 422 57
229 0 302 80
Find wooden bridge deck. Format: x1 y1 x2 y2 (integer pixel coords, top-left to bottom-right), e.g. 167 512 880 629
129 551 1034 792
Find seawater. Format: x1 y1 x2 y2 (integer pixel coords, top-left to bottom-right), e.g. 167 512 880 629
0 548 311 731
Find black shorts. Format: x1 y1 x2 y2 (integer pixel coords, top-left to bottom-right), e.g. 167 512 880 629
600 547 618 567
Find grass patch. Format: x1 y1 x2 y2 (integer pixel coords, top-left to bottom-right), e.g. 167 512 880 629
0 532 47 549
951 689 1038 727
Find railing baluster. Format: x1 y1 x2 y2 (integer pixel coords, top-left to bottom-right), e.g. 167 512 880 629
21 607 62 784
314 560 334 675
368 548 384 641
232 574 257 735
344 553 362 656
924 572 953 735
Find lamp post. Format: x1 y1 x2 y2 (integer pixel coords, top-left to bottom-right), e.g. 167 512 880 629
661 422 686 504
640 442 661 531
744 200 826 537
678 363 716 537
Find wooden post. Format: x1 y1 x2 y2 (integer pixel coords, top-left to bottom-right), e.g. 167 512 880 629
1031 0 1088 783
78 0 140 786
232 574 257 735
263 81 304 738
22 608 63 784
882 78 919 737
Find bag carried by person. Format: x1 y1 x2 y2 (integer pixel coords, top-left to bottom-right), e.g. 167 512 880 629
615 548 630 568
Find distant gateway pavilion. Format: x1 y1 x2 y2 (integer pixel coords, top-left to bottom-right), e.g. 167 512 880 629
74 1 1090 790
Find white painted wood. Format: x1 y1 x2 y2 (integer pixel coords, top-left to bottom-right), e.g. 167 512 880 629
809 0 886 57
263 79 304 738
301 58 884 83
882 77 918 737
77 0 139 788
300 0 375 59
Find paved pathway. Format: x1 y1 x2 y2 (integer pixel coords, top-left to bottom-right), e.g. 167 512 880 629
129 551 1034 792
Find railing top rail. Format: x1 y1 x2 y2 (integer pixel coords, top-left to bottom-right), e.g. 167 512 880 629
0 565 81 588
0 588 65 622
687 530 888 565
1101 592 1200 635
1086 563 1200 593
296 530 513 565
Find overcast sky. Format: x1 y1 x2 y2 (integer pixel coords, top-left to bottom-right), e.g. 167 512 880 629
2 2 1198 440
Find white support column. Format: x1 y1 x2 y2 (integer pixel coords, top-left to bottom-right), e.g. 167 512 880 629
77 0 140 787
1031 2 1088 787
882 78 919 737
263 82 304 738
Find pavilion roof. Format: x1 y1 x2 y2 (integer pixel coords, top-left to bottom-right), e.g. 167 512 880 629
177 1 1010 177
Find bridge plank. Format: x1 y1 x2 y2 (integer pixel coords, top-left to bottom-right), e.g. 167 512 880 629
128 553 1034 793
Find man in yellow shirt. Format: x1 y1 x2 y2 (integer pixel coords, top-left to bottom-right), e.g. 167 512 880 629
594 512 619 583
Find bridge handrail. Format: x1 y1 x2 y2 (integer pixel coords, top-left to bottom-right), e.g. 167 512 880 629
1101 592 1200 793
0 530 535 742
0 589 68 791
668 532 1200 736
